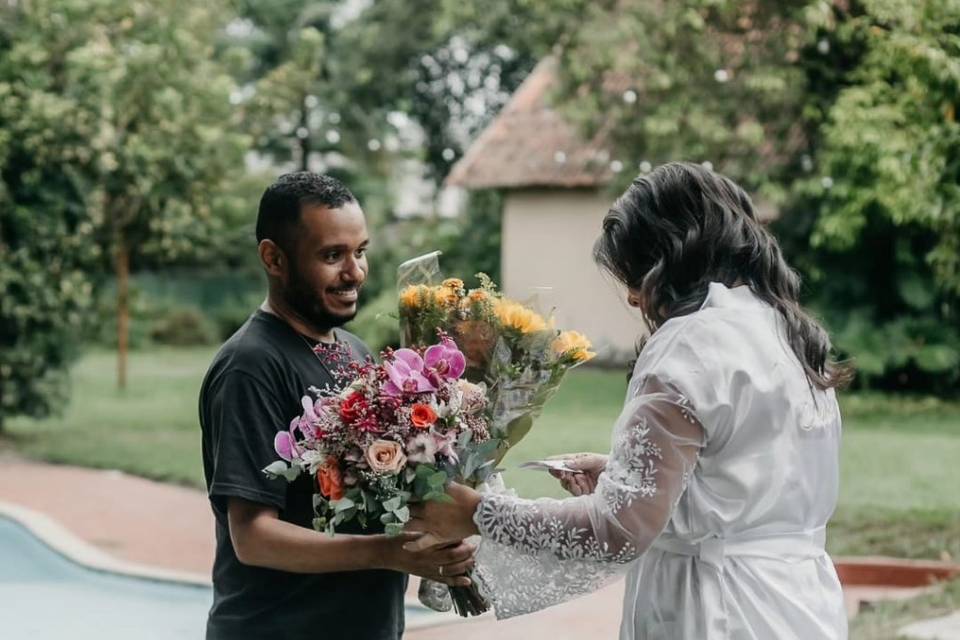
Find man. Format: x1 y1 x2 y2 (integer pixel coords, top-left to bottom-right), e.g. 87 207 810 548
199 172 474 639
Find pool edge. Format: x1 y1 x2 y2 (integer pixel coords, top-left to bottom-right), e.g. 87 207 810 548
0 500 211 587
0 500 467 630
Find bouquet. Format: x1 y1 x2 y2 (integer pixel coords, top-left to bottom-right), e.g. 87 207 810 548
262 337 494 613
397 252 595 614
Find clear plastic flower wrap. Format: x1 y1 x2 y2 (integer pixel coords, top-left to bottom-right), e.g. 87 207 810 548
398 252 595 616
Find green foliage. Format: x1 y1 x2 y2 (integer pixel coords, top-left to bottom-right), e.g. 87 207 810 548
849 575 960 640
230 0 550 182
346 288 400 354
210 292 265 342
556 0 810 192
0 0 251 406
82 272 262 348
0 253 92 428
4 0 251 268
149 308 218 347
531 0 960 391
435 189 503 284
806 2 960 290
0 2 97 426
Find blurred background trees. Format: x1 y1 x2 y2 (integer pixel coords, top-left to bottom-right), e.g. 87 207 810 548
531 0 960 392
2 0 957 429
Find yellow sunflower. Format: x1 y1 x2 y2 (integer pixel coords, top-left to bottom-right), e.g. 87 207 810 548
493 299 549 334
552 330 596 363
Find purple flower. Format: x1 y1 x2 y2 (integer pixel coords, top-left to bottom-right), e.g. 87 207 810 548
424 338 466 380
274 417 301 461
297 396 319 438
383 349 437 396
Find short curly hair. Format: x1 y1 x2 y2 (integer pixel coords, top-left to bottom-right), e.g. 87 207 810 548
255 172 357 251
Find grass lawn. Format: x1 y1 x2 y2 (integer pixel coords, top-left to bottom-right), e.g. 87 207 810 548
3 348 213 487
848 577 960 639
4 347 959 565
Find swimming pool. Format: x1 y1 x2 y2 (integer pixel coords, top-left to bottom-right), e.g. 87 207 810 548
0 514 451 638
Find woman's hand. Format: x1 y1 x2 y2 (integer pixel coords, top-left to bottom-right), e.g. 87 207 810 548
548 452 608 496
404 482 482 552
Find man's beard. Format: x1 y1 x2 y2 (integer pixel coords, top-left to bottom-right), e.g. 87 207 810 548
285 266 358 333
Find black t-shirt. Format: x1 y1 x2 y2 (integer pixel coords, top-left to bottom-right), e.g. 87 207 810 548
199 310 407 640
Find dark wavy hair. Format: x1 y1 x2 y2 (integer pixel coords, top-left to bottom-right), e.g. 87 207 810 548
594 162 852 390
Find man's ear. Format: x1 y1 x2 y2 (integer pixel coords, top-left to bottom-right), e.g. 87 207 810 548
258 239 287 279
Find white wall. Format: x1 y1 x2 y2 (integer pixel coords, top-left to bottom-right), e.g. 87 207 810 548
501 188 643 364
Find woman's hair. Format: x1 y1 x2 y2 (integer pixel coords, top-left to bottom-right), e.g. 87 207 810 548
594 162 852 390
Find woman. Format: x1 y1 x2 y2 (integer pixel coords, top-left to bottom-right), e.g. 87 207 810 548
406 162 851 639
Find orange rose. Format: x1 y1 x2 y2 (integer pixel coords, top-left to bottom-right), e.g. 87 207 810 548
410 403 438 429
316 457 344 501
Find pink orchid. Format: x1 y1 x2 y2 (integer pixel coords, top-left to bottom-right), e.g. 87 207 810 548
274 416 302 462
296 396 319 439
423 338 466 380
383 349 437 396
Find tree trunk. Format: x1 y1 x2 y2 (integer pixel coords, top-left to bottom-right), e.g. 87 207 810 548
115 231 130 390
298 102 311 171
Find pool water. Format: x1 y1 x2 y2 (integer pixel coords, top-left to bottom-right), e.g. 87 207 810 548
0 515 212 638
0 515 448 638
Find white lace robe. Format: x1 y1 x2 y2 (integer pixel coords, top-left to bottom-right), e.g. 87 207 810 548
473 283 848 639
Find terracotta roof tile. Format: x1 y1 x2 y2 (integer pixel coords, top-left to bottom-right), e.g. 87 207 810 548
446 58 615 189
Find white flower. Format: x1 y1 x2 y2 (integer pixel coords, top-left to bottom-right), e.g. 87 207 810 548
434 430 459 463
458 380 487 415
300 449 327 474
407 433 439 464
437 388 462 418
340 379 364 399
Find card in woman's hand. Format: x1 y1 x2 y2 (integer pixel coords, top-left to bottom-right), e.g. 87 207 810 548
518 459 584 474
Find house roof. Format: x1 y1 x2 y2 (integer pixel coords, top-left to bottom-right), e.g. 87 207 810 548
446 58 615 189
447 57 780 223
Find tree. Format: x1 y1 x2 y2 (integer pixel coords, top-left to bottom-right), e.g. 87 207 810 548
533 0 959 391
0 2 100 427
1 0 249 391
231 0 565 185
784 1 960 390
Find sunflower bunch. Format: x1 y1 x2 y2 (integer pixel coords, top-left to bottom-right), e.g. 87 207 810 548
399 274 595 370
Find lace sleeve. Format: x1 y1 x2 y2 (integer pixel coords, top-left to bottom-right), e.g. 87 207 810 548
472 376 705 619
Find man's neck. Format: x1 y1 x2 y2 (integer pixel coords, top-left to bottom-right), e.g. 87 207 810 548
261 296 336 344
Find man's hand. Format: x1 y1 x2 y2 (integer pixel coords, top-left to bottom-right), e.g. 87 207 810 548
548 452 608 496
383 533 476 587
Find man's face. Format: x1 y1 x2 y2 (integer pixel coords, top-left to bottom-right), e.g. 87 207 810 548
283 201 369 331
